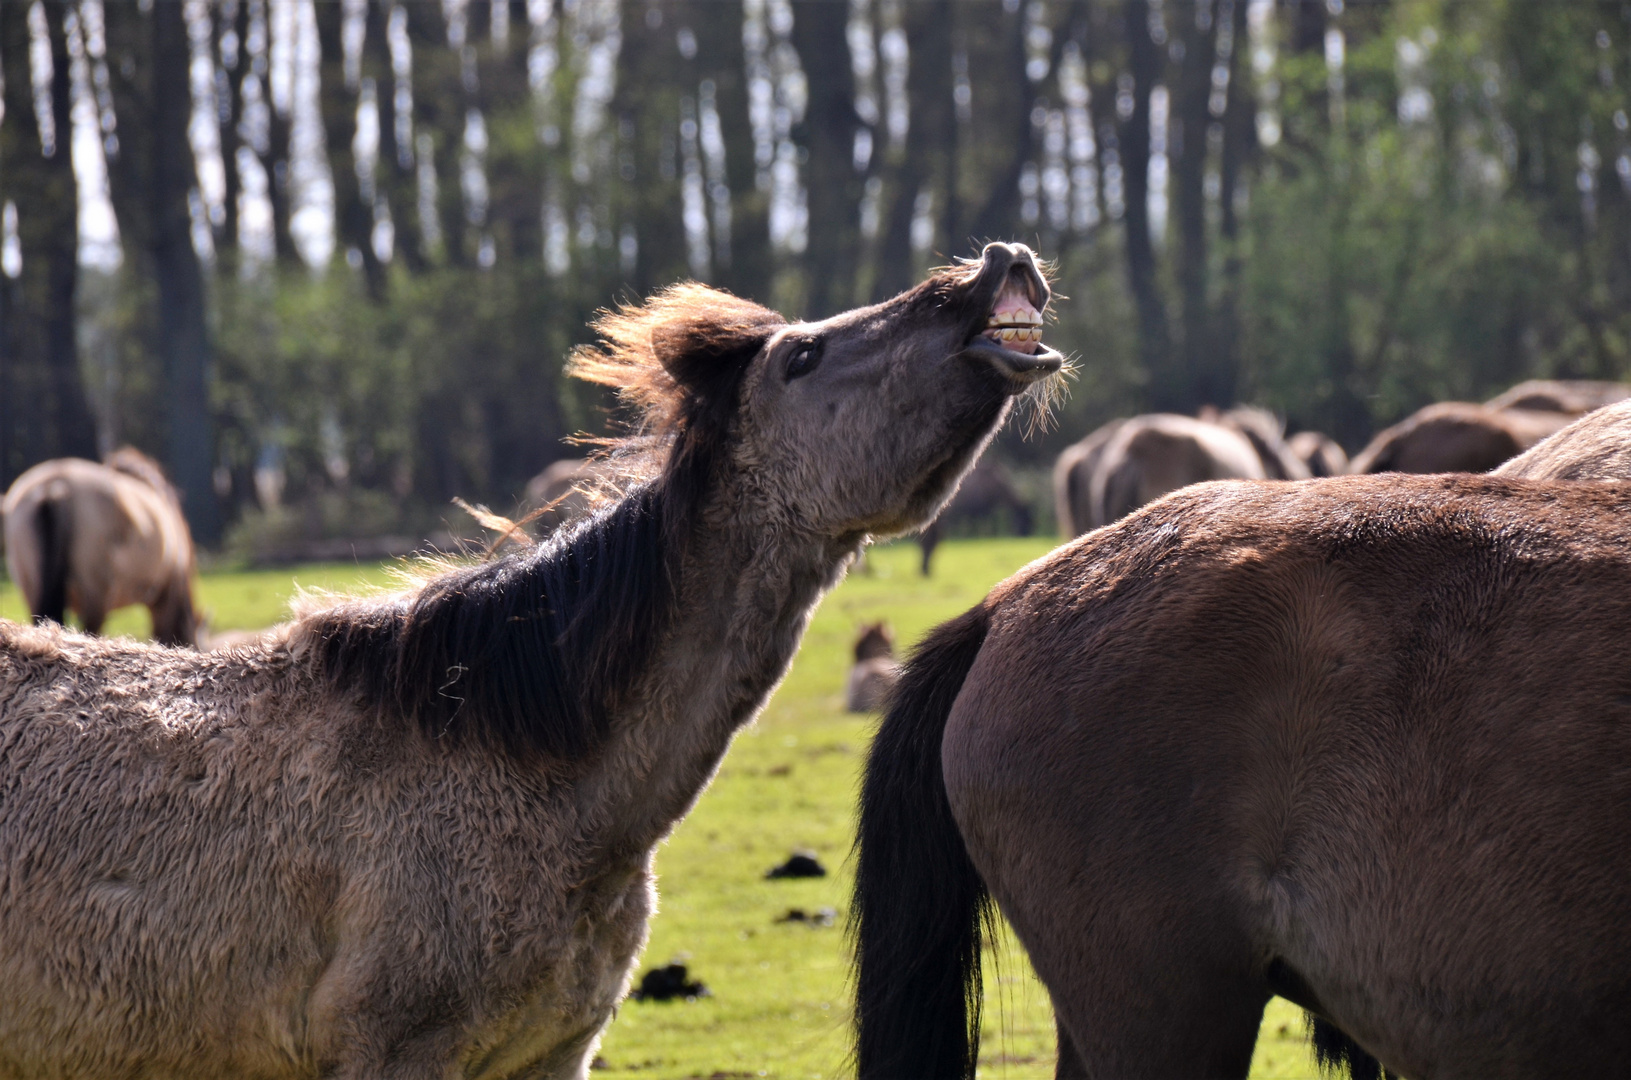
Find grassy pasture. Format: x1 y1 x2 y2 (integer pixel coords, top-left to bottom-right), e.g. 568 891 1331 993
0 540 1319 1079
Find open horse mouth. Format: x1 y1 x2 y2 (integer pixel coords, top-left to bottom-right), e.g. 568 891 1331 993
982 276 1046 354
960 244 1063 388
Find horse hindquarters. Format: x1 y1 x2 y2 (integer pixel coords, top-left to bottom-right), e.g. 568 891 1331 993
939 639 1270 1079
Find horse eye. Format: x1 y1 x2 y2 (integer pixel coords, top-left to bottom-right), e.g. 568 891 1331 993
784 340 822 381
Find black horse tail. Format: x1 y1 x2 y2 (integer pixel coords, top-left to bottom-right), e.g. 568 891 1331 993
31 490 71 627
852 603 993 1080
1311 1017 1396 1080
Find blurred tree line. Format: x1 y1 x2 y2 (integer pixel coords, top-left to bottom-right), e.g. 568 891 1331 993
3 0 1631 549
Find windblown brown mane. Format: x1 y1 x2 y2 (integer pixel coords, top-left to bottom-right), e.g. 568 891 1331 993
314 284 786 758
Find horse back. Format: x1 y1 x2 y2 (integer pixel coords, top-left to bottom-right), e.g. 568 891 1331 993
946 474 1631 1077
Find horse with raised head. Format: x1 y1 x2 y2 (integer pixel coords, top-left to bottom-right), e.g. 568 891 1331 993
2 447 199 647
0 243 1062 1079
855 400 1631 1080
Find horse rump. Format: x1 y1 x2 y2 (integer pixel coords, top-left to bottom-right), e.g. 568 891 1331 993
31 491 71 627
851 604 993 1080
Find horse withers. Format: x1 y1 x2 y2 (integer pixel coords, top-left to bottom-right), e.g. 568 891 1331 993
2 448 199 647
855 409 1631 1078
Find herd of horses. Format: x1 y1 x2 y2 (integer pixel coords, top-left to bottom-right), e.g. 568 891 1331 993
0 243 1628 1078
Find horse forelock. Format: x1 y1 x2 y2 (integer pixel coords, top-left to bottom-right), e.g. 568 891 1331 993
568 283 786 469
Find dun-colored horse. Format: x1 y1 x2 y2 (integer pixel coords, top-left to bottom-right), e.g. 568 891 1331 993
2 448 199 647
0 243 1062 1079
855 401 1631 1080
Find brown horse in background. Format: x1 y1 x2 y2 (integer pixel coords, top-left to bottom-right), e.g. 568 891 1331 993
2 449 198 647
1349 401 1570 475
1484 378 1630 416
1287 430 1348 476
1054 409 1308 538
855 401 1631 1079
917 460 1033 575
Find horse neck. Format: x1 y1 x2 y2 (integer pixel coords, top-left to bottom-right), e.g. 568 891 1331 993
583 506 859 852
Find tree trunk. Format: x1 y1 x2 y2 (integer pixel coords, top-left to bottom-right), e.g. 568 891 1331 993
1174 1 1219 409
872 0 954 301
151 1 223 545
966 7 1040 247
1121 0 1173 411
1214 0 1251 420
317 0 386 296
791 0 859 318
364 0 425 272
217 0 248 258
0 1 98 472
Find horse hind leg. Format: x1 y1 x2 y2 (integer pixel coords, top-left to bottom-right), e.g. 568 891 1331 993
78 607 106 636
149 586 197 648
1045 971 1266 1080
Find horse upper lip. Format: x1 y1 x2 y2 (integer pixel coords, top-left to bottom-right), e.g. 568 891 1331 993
965 244 1051 356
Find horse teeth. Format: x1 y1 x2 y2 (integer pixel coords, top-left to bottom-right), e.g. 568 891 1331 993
982 325 1045 347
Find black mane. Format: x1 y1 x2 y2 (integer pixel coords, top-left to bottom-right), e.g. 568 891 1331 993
316 480 680 759
313 282 785 759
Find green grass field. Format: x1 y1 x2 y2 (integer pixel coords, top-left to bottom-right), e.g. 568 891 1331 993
0 539 1321 1079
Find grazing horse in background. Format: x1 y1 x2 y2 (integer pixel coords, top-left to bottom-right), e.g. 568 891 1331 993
1495 397 1631 481
1484 377 1631 416
0 243 1063 1079
917 460 1033 575
2 448 199 647
1202 406 1310 481
1348 401 1569 475
1287 430 1348 477
1053 409 1308 538
853 403 1631 1080
846 622 900 713
1052 417 1127 538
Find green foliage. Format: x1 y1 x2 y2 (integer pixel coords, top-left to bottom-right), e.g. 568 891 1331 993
15 0 1631 539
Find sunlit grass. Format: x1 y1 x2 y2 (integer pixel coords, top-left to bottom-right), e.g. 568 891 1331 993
0 539 1320 1079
